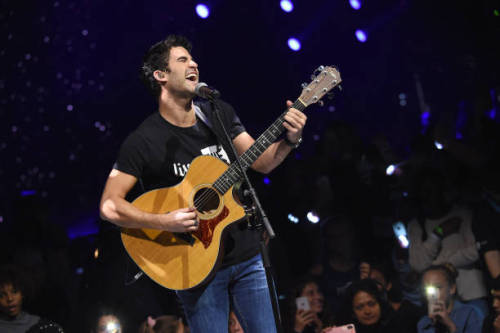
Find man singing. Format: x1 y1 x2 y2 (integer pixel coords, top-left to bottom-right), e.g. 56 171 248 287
99 35 307 332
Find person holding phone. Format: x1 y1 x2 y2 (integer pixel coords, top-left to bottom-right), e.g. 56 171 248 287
288 277 334 333
418 263 483 333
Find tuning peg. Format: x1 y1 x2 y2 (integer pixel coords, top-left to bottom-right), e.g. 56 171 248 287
337 85 343 91
326 92 335 100
318 100 324 107
316 65 325 72
310 74 316 80
301 82 308 89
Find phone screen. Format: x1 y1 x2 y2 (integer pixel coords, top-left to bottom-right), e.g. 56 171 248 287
295 296 310 311
392 221 409 248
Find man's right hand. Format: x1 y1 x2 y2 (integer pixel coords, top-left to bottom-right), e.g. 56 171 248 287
161 207 199 232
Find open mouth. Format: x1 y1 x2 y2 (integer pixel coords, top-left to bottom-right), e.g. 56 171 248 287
186 73 198 82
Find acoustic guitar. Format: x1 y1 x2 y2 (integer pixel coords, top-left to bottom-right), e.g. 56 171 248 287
121 66 342 290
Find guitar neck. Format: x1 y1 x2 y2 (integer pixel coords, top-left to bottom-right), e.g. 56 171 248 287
213 99 306 194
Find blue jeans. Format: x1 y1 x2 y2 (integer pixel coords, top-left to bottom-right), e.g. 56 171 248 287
176 254 277 333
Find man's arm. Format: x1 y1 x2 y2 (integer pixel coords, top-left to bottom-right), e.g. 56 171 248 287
408 220 441 272
99 169 199 232
232 100 306 174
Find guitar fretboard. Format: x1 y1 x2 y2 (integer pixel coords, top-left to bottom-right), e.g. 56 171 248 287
213 99 306 194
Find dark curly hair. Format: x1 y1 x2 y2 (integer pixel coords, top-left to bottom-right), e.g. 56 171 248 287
336 279 392 326
0 265 26 295
140 34 193 98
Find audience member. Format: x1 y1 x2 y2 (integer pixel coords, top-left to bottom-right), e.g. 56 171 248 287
312 215 361 314
229 311 244 333
360 261 425 332
287 276 334 333
138 315 186 333
336 279 396 333
482 277 500 333
417 264 483 333
408 167 488 315
473 159 500 284
0 265 64 332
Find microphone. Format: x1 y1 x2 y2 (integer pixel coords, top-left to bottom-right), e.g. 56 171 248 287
195 82 221 100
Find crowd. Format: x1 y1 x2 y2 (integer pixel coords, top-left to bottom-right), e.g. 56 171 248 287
1 81 499 333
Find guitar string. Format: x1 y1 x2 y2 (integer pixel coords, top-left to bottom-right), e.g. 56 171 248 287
190 100 307 214
189 100 305 213
193 107 292 207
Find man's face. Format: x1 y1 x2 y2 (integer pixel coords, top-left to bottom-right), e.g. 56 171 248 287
0 283 23 318
164 46 199 97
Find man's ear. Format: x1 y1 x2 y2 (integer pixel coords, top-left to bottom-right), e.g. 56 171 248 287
153 70 167 82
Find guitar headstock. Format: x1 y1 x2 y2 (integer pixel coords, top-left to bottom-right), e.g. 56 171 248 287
298 66 342 107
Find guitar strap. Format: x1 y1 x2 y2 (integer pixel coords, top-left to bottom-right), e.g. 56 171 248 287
194 104 213 129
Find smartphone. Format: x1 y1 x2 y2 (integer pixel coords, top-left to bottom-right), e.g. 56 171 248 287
392 221 409 248
425 285 440 316
324 324 356 333
295 296 310 311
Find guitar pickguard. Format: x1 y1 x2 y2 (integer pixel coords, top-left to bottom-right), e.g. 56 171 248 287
192 205 229 248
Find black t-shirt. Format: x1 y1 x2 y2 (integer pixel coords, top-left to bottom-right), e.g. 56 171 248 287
114 100 259 269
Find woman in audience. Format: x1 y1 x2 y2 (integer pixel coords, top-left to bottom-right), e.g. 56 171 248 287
336 279 396 332
418 263 483 332
288 276 334 333
0 265 64 332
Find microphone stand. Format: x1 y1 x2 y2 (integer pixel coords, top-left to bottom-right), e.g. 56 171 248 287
207 95 283 333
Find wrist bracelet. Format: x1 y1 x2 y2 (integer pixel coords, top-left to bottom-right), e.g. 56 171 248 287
284 136 302 149
433 225 444 238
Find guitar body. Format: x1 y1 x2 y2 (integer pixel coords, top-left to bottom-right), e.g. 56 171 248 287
121 155 246 290
120 65 342 291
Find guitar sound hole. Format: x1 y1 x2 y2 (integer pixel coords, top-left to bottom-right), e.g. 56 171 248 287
193 187 220 213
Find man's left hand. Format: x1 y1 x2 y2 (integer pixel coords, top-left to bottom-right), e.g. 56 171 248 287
283 100 307 144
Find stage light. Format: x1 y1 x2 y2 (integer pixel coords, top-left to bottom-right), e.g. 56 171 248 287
494 9 499 16
355 29 367 42
196 4 210 19
421 110 430 128
280 0 294 13
349 0 361 10
488 108 496 120
386 164 395 176
288 213 299 224
306 211 320 224
287 37 301 51
434 141 443 150
21 190 36 196
263 177 271 185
